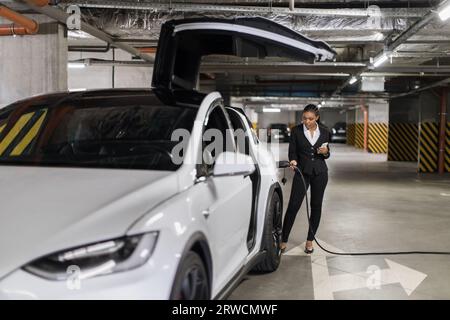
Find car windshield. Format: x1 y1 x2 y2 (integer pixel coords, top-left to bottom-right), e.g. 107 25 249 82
0 94 198 171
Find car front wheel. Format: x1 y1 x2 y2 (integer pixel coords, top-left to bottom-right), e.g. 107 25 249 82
252 191 282 273
170 251 210 300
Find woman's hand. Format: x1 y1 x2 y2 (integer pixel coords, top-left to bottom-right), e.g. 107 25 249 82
317 146 329 155
289 160 297 171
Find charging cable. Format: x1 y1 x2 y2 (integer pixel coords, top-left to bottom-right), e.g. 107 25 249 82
291 165 450 256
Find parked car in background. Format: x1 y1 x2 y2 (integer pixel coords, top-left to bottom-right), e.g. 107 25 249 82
268 123 291 143
331 122 347 143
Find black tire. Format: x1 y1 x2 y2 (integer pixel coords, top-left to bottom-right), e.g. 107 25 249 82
252 191 282 273
170 251 211 300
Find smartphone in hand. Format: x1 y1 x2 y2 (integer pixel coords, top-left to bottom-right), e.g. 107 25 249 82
317 142 329 154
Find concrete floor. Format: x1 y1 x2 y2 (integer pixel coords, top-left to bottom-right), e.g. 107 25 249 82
229 143 450 300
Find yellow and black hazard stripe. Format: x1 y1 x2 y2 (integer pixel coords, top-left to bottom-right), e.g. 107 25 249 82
387 123 418 162
368 123 388 153
347 123 355 146
0 109 48 157
445 121 450 173
419 122 439 173
355 123 364 149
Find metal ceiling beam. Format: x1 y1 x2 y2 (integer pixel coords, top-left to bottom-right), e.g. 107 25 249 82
19 0 154 62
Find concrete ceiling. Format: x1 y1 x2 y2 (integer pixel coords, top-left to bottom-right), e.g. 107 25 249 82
9 0 450 106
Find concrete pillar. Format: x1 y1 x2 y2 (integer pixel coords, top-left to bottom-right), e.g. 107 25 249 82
418 91 440 173
438 87 447 174
367 103 389 154
355 106 365 149
388 97 419 163
0 15 67 108
346 109 356 146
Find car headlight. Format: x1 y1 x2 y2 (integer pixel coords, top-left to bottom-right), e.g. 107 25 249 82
332 128 337 134
23 232 158 281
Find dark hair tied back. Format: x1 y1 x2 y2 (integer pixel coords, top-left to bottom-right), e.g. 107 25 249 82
303 104 320 117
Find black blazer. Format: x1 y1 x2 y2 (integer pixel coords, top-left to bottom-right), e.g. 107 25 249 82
288 124 331 175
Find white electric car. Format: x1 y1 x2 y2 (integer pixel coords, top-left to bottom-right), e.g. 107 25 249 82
0 17 335 299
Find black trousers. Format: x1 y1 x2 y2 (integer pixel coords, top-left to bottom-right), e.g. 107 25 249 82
282 170 328 242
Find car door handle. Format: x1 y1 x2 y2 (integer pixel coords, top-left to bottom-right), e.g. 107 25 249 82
202 209 210 219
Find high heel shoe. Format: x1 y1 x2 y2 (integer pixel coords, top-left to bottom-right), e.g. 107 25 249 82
304 247 314 254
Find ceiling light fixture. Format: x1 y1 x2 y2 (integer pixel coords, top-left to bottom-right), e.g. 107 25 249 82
439 2 450 21
349 76 358 85
373 53 389 68
68 62 86 69
263 108 281 113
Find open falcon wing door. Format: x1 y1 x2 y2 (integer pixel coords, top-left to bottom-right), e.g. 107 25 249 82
151 17 336 91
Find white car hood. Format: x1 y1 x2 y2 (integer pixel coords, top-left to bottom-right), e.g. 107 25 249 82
0 166 179 280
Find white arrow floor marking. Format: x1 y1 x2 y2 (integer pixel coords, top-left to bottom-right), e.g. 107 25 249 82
285 239 427 300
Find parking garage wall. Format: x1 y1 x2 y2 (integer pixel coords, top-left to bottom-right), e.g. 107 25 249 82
320 108 345 130
257 110 296 131
389 91 449 173
68 50 152 91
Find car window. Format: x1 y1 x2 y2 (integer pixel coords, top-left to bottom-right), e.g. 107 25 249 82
226 108 251 156
0 96 198 171
227 107 259 145
198 105 235 176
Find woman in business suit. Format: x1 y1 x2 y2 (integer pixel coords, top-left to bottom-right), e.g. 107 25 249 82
280 104 331 254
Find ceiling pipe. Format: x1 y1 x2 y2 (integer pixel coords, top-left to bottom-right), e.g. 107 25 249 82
27 0 48 6
64 1 426 18
0 5 39 35
20 0 154 62
0 24 32 35
332 0 450 96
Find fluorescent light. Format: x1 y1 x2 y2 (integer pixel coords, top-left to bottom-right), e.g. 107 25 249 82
349 76 358 85
69 88 87 92
321 101 326 105
317 104 322 108
373 32 385 41
373 53 389 68
263 108 281 113
68 62 86 69
439 3 450 21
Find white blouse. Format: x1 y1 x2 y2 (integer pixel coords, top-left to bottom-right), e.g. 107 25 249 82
303 123 320 146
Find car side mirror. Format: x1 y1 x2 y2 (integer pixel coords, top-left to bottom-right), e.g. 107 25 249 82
213 151 255 177
277 160 290 169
